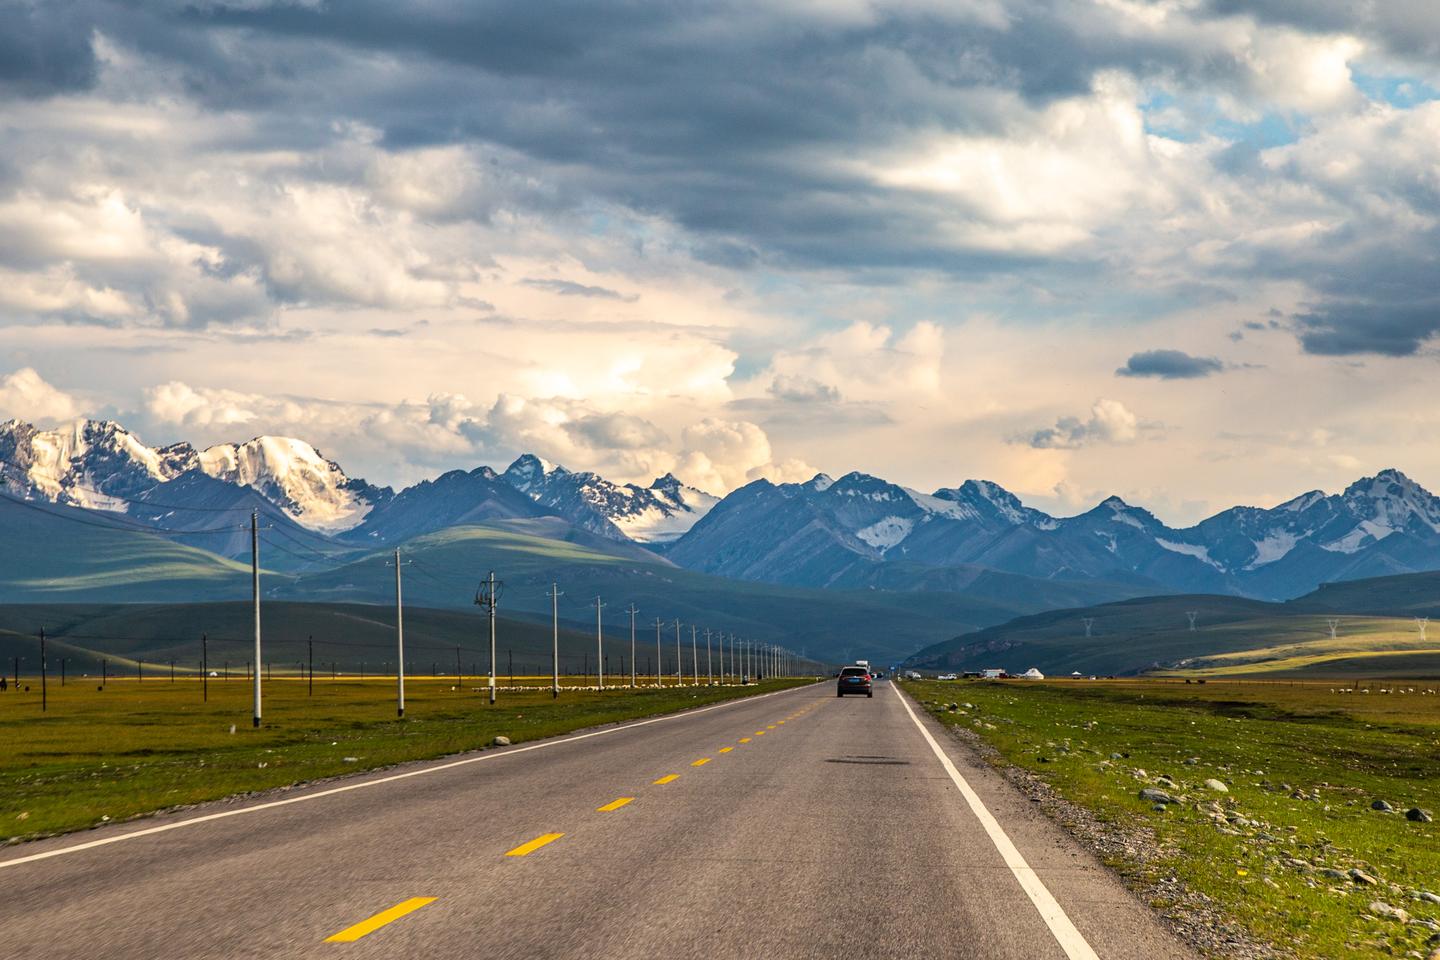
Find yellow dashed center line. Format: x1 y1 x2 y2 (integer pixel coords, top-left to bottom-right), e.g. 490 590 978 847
597 797 634 812
692 757 711 766
653 774 679 784
766 725 776 729
506 832 564 857
324 897 436 943
755 731 766 736
738 737 752 743
718 747 733 753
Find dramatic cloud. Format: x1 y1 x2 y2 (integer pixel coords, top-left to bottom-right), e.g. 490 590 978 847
4 1 1440 520
1116 350 1225 379
0 368 81 424
1027 399 1143 450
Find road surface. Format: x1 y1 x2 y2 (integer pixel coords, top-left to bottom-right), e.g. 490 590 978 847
1 680 1195 959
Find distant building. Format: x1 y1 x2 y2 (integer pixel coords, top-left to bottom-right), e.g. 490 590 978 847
1020 667 1045 680
981 668 1006 679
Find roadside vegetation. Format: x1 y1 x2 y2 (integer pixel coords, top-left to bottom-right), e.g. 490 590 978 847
1 676 810 843
909 678 1440 959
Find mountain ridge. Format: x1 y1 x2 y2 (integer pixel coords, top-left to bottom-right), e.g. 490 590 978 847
6 417 1440 602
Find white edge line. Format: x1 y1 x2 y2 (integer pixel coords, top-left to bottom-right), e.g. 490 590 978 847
893 684 1100 960
1 683 812 871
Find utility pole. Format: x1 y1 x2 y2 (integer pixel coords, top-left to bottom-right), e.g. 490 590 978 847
308 636 313 696
654 618 664 687
628 604 639 689
392 548 406 718
60 656 65 687
594 596 606 691
673 619 683 686
251 510 262 728
475 571 502 705
691 624 698 687
201 635 208 701
547 582 563 698
39 629 46 713
455 646 462 691
705 628 713 686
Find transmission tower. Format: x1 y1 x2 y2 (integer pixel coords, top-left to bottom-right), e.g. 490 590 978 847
1418 617 1430 643
1081 617 1095 640
1326 618 1340 640
1186 610 1199 632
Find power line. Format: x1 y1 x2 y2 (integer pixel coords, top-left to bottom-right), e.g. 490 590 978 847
0 490 250 536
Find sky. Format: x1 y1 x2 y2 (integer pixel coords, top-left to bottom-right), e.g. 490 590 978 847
1 0 1439 525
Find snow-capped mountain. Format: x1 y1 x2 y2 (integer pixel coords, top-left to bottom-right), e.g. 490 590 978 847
0 419 196 510
8 414 1440 604
195 436 390 533
342 466 551 543
500 454 717 542
0 419 392 533
667 467 1440 600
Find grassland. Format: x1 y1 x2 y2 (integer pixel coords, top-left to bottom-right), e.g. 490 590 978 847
1154 617 1440 677
908 590 1440 679
909 678 1440 959
0 675 811 843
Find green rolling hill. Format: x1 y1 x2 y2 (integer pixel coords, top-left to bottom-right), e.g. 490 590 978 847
0 506 1116 666
285 520 1055 664
905 571 1440 678
0 497 256 602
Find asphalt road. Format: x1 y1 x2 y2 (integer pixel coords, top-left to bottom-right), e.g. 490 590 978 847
0 680 1196 959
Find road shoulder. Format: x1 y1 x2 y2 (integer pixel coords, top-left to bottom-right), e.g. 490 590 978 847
894 682 1203 960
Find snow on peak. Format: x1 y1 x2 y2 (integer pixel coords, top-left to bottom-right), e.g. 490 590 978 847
197 436 377 532
1155 538 1223 570
502 453 564 494
805 473 835 492
855 515 914 552
1278 490 1325 513
493 457 719 543
0 418 192 510
1339 467 1440 536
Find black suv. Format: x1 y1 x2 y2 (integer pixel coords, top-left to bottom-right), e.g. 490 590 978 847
836 666 873 698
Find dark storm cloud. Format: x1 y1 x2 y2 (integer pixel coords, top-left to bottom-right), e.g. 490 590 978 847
7 0 1440 334
1295 301 1440 357
1116 350 1225 379
0 1 99 97
16 0 1265 283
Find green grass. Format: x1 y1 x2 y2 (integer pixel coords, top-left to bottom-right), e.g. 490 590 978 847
909 592 1440 678
0 676 812 843
908 678 1440 959
0 498 253 601
1153 617 1440 677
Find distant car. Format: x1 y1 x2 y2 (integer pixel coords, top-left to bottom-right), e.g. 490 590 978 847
937 673 957 681
836 666 873 698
